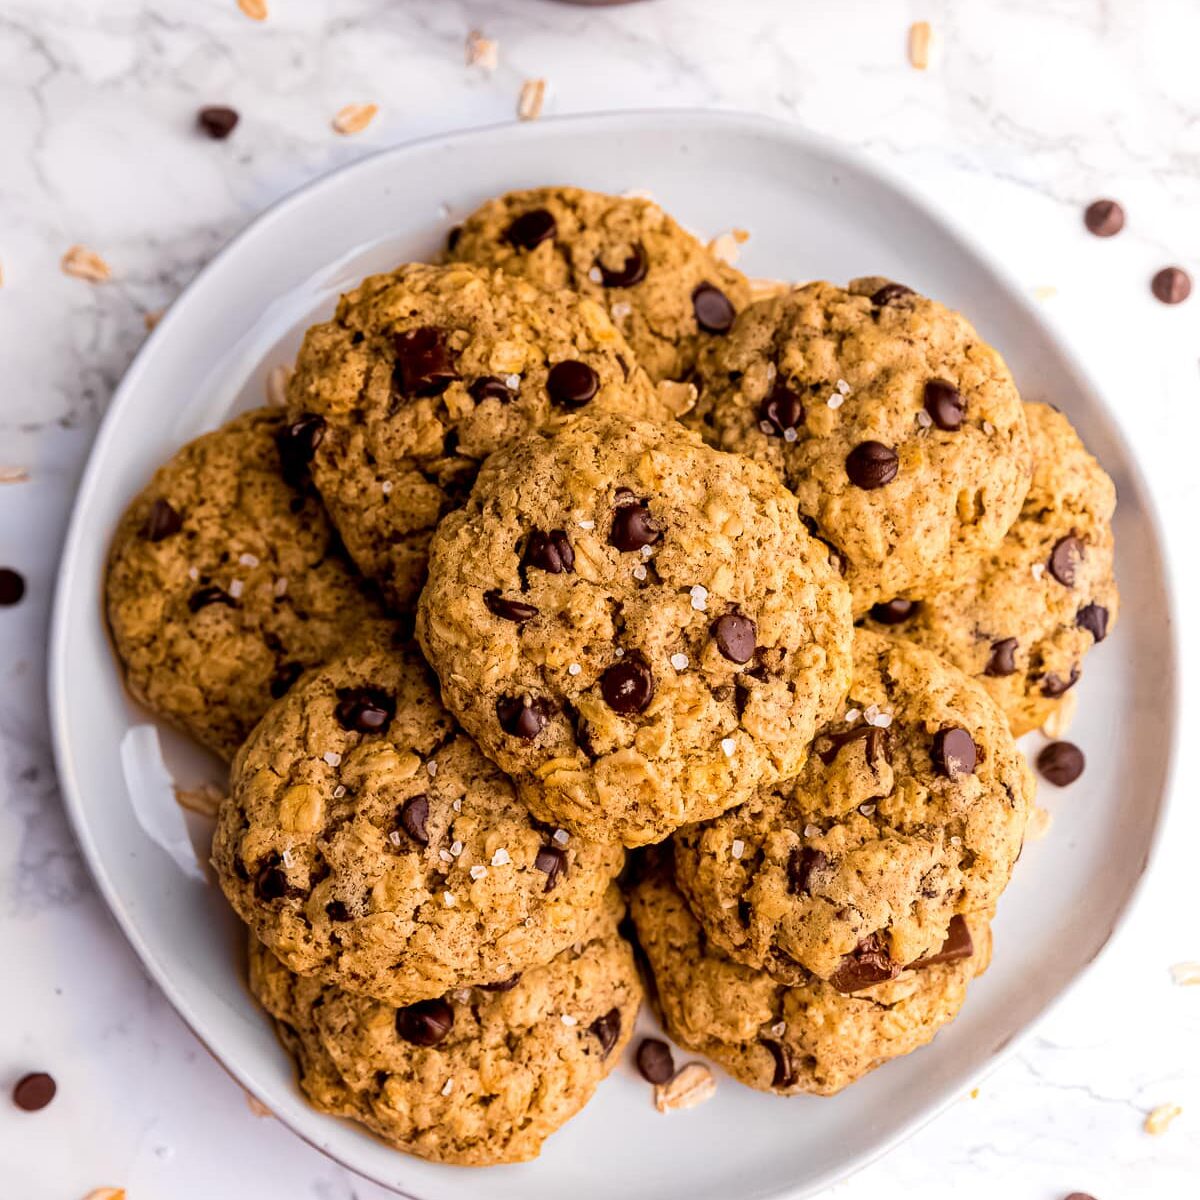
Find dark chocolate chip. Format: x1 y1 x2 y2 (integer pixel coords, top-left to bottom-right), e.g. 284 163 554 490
334 686 396 733
1037 740 1085 786
636 1037 675 1084
870 282 914 306
397 794 430 845
589 1007 621 1057
142 497 183 541
12 1072 56 1112
828 933 899 993
269 660 305 699
468 375 516 404
484 590 539 623
816 724 890 768
1076 603 1109 642
496 694 551 739
1084 199 1124 237
758 381 805 435
845 440 899 489
197 105 239 139
597 242 647 287
600 654 655 715
392 327 460 397
691 282 736 333
188 584 236 613
609 489 662 552
546 360 599 408
325 899 351 922
869 598 919 625
923 379 965 431
505 208 556 250
478 973 522 993
932 727 977 778
446 225 462 253
1040 666 1080 698
787 846 827 896
1152 266 1191 305
913 915 974 968
522 528 574 574
1049 536 1084 586
534 843 567 891
276 413 326 485
395 998 454 1047
763 1039 796 1089
0 568 26 607
985 637 1019 677
255 854 290 902
713 612 756 663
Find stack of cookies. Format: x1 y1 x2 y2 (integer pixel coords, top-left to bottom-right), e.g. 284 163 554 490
105 185 1119 1163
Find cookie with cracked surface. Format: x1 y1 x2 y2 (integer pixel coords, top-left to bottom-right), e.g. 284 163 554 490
687 277 1032 615
862 403 1118 735
629 864 990 1096
247 885 640 1164
416 412 854 848
287 261 666 609
447 185 752 383
213 623 624 1005
105 407 380 761
673 629 1030 984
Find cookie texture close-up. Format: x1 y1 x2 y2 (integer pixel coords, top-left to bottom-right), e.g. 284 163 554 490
248 886 641 1165
416 412 854 847
287 260 666 610
448 185 752 383
862 402 1118 735
673 629 1031 984
630 864 991 1096
212 623 624 1005
687 278 1032 615
105 407 380 761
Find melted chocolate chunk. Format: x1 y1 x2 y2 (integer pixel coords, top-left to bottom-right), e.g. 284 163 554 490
1048 535 1084 586
522 528 574 574
188 585 237 613
763 1039 797 1089
597 242 648 287
589 1007 622 1056
397 794 430 845
395 998 454 1046
985 637 1019 677
787 845 828 896
392 327 459 397
828 933 899 993
496 694 551 740
869 598 919 625
505 208 556 250
713 612 757 664
534 843 567 891
600 654 655 715
912 914 974 968
609 489 662 552
484 590 539 623
1076 602 1109 642
276 413 326 486
334 686 396 733
931 727 977 778
142 497 183 541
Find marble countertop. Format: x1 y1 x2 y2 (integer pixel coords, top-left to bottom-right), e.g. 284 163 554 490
2 1 1199 1197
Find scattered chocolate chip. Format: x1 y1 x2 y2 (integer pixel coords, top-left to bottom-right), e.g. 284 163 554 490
1040 666 1080 698
787 846 827 896
484 590 539 623
869 598 919 625
446 225 462 253
759 381 805 435
932 727 977 778
12 1072 56 1112
713 612 756 664
609 489 662 552
325 899 351 922
0 568 26 607
468 375 516 404
923 379 965 430
546 360 599 408
505 208 556 250
188 584 236 613
535 843 567 891
913 915 974 968
828 933 899 993
276 413 326 485
1084 199 1124 237
870 282 914 306
478 973 522 993
334 686 396 733
1049 535 1084 586
1076 603 1109 642
636 1038 675 1084
1037 740 1085 786
142 497 183 541
985 637 1019 677
1151 266 1191 305
496 694 551 739
597 242 647 287
589 1007 621 1056
845 440 899 489
763 1039 796 1089
691 282 735 333
255 855 290 902
269 661 305 699
197 105 239 139
600 654 655 715
395 998 454 1046
522 528 574 574
393 327 459 397
396 794 430 845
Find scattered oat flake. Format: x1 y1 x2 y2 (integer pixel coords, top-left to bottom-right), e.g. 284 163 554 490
670 652 689 671
333 103 379 136
470 864 488 881
62 245 111 283
245 1090 272 1117
174 783 224 818
730 839 745 860
266 364 291 407
465 29 498 70
1025 806 1053 840
1144 1103 1183 1135
238 0 268 19
323 750 342 767
1033 285 1058 301
560 1014 579 1027
1041 690 1077 738
491 848 511 867
655 1062 717 1113
1170 962 1200 986
518 78 546 121
908 20 932 70
707 231 744 266
84 1191 126 1200
720 737 736 757
0 466 30 484
553 828 570 845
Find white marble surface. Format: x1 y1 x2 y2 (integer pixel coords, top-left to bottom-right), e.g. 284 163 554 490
2 1 1199 1197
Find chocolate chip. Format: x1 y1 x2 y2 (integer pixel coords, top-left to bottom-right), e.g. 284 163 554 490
395 997 454 1047
446 225 462 253
787 846 827 896
325 899 351 922
691 282 736 333
522 528 574 574
597 242 647 287
932 727 977 778
1076 602 1109 642
188 584 236 613
392 794 429 845
829 933 899 993
845 440 898 489
496 694 551 739
589 1007 621 1057
636 1038 675 1084
1040 666 1080 698
478 973 522 993
505 208 556 250
1037 740 1085 786
923 379 965 430
255 854 290 902
759 382 805 436
546 360 599 408
484 590 539 623
913 915 974 968
985 637 1019 677
276 413 326 486
0 568 26 607
468 375 516 404
869 598 919 625
713 613 756 663
1084 199 1124 237
600 654 655 715
142 497 183 541
816 724 890 768
12 1072 56 1112
269 660 305 699
334 686 396 733
870 282 914 306
197 105 239 139
392 327 459 397
609 490 662 552
1049 535 1084 586
1152 266 1191 305
534 843 567 891
763 1039 796 1089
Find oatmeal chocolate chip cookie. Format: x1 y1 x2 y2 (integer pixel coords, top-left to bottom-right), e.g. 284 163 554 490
863 403 1118 736
629 864 990 1096
213 623 623 1006
416 413 854 848
447 186 752 384
248 885 640 1164
287 261 666 610
673 629 1030 984
105 407 380 761
687 278 1032 615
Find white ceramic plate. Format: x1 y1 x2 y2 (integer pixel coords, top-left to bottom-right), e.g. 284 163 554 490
50 111 1176 1200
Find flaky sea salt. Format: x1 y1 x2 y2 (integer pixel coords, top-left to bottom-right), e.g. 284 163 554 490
836 379 851 395
1031 563 1046 582
491 848 511 867
470 865 488 881
759 420 774 435
439 849 454 864
982 420 996 435
578 519 595 530
720 737 736 757
731 839 745 859
443 892 456 907
452 797 462 812
633 564 648 580
690 585 709 612
803 823 820 838
783 427 799 442
228 579 244 599
332 785 346 799
450 840 464 857
560 1014 578 1027
611 302 633 319
844 708 861 723
281 848 295 868
273 576 288 597
670 653 689 671
323 750 342 767
381 480 393 496
827 394 844 410
238 552 259 568
859 803 876 817
588 266 603 283
388 830 403 847
553 828 570 845
505 373 521 390
441 1077 455 1096
770 1020 787 1037
567 663 582 676
916 409 934 429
